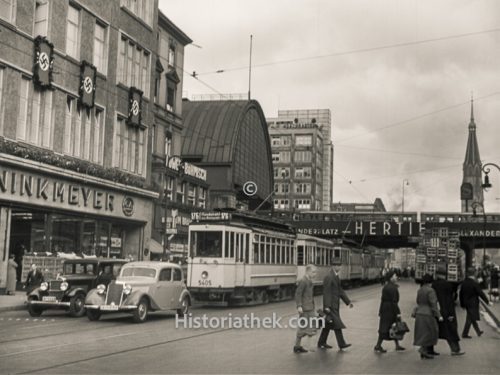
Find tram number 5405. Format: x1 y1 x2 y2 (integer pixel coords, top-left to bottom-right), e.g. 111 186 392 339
198 279 212 286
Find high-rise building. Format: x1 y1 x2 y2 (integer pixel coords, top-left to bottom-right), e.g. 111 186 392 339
461 99 484 213
267 109 333 211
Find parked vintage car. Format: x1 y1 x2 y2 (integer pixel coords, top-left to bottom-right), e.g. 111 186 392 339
84 261 191 323
27 258 128 317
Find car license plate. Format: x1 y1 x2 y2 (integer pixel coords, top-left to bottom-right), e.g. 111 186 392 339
42 296 57 302
101 305 119 311
198 279 211 286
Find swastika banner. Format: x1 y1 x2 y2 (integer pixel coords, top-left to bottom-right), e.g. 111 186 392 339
79 61 97 108
33 36 54 89
128 87 143 126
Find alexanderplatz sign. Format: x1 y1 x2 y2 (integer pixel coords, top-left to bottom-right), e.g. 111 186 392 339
294 221 500 239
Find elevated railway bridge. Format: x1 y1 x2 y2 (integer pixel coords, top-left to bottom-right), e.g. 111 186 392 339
273 211 500 267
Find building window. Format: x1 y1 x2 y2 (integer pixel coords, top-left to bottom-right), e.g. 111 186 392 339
294 150 312 162
198 187 206 208
66 5 80 59
117 35 150 96
0 0 15 24
187 184 196 206
165 134 172 159
272 152 279 162
113 117 146 175
168 43 176 68
282 136 291 146
176 181 185 204
295 135 312 146
166 80 175 112
17 77 53 148
295 167 312 179
0 68 3 131
295 199 311 210
93 22 108 74
34 0 49 37
295 183 311 194
274 167 290 179
121 0 153 26
280 151 290 163
271 136 280 146
154 77 159 103
63 97 104 164
164 176 174 200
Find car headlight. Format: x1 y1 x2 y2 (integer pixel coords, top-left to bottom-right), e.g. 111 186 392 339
97 284 106 295
123 284 132 295
60 282 69 291
40 282 48 291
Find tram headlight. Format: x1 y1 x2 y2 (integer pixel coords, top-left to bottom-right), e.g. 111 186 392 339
123 284 132 295
201 271 208 279
97 284 106 295
40 282 48 291
60 282 69 291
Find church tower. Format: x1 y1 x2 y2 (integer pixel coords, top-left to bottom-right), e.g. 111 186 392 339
461 98 484 213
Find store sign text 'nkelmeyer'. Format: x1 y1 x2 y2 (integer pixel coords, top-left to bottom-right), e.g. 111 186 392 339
0 169 114 211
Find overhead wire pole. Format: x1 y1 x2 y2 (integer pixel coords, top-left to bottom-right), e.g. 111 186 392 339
248 35 253 100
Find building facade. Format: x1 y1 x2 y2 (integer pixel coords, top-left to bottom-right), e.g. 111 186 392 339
149 11 207 261
268 109 333 211
461 99 484 213
267 119 324 211
0 0 161 291
331 198 386 212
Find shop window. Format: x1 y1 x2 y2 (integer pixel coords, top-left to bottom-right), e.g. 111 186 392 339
17 77 54 149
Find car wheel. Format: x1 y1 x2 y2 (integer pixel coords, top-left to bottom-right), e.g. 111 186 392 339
176 296 190 317
69 294 86 317
28 302 43 317
87 309 101 321
133 298 149 323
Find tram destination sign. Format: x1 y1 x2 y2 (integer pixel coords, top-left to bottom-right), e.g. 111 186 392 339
191 212 232 222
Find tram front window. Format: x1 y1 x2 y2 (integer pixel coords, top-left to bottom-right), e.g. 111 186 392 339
190 231 223 257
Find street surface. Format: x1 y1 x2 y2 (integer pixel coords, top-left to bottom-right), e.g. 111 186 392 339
0 281 499 374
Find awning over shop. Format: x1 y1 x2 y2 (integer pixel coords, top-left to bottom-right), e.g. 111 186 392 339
149 239 169 255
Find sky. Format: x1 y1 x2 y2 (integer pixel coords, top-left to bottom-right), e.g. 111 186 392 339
159 0 500 213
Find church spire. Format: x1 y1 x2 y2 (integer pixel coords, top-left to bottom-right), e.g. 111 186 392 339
464 96 480 165
469 94 475 130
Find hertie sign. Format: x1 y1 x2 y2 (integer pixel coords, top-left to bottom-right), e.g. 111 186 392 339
128 87 143 126
33 36 54 89
79 61 97 108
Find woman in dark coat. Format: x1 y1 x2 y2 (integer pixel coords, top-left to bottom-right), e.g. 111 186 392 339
374 270 405 353
413 274 443 359
432 271 464 356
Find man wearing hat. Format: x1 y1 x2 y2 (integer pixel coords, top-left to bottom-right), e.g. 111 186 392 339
432 269 465 356
317 257 353 350
459 267 491 338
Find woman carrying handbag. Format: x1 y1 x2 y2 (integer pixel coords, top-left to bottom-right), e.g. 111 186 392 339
374 270 406 353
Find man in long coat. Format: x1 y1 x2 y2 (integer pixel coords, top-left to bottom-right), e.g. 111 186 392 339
317 258 353 350
24 264 44 294
294 264 318 353
460 267 490 338
432 270 464 355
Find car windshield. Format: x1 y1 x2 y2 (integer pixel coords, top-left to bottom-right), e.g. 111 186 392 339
64 263 96 275
190 231 223 257
121 267 156 278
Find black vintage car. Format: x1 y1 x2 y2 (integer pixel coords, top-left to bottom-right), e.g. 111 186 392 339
27 258 128 317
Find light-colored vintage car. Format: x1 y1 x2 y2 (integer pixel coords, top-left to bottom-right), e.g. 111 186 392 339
84 261 191 323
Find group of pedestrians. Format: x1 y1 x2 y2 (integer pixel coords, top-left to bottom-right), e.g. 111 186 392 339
294 260 493 360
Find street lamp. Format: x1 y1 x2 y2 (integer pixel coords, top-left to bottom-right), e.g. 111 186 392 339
402 179 409 213
471 201 487 268
481 162 500 190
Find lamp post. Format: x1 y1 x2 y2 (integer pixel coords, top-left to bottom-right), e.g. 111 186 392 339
471 201 486 268
402 179 409 213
